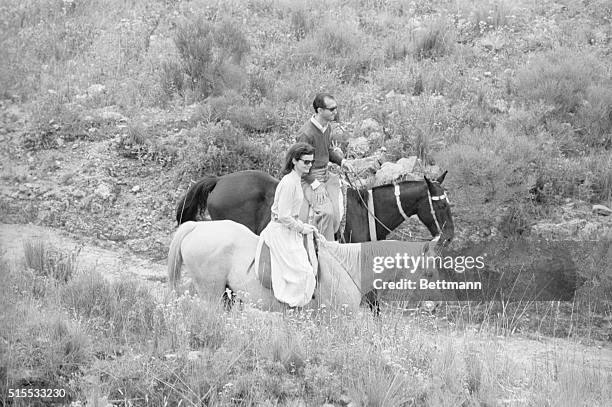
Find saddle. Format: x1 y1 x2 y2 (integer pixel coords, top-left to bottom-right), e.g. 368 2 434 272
254 235 319 290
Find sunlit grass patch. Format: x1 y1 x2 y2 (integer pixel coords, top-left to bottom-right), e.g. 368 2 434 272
23 239 79 283
60 271 158 341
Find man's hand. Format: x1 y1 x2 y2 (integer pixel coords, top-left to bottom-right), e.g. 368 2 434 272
341 159 354 173
314 185 327 205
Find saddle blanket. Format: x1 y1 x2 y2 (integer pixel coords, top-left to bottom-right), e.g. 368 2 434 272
255 239 437 292
254 235 318 290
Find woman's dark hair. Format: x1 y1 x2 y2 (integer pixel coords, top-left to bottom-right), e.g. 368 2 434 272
312 93 335 113
282 142 315 175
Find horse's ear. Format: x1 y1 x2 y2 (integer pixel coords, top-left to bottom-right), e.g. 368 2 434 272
436 170 448 184
424 175 433 187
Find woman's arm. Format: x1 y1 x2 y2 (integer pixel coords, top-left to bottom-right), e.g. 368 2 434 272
275 179 308 233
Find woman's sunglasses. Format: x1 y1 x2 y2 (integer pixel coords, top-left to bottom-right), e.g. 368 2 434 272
299 159 314 165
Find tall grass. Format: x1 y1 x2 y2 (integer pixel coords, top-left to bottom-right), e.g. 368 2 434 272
23 239 79 283
2 255 612 405
414 16 456 60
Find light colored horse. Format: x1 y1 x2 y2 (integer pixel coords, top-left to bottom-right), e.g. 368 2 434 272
167 220 363 312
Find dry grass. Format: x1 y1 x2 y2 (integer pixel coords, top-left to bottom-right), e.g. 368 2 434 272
2 253 612 405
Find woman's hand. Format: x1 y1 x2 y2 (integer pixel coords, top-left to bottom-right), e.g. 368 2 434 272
302 224 318 235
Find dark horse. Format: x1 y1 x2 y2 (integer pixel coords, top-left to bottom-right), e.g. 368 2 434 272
175 170 454 244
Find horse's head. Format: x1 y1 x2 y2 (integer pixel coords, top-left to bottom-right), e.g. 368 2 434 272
419 171 454 246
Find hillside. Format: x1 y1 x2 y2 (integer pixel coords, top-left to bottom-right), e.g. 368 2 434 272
1 0 611 295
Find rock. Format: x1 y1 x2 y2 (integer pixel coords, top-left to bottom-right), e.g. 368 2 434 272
360 118 382 136
96 107 127 122
349 156 381 178
397 156 419 173
131 185 141 193
87 84 106 96
94 183 113 200
367 131 384 143
530 218 607 240
339 393 352 405
80 194 95 209
187 351 203 361
491 99 509 113
593 204 612 216
385 90 396 99
72 189 86 198
347 136 370 158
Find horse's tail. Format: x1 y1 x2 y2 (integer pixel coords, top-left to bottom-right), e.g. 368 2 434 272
168 221 198 289
176 176 219 225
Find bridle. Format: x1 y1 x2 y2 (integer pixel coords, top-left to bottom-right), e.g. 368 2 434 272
396 180 450 239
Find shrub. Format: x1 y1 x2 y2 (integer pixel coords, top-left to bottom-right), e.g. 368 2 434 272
515 49 603 117
384 31 413 62
213 20 251 64
290 6 314 40
177 122 287 178
314 21 361 58
538 153 612 204
435 127 544 203
159 60 185 100
116 123 179 166
414 17 456 60
173 17 250 99
23 240 79 283
467 0 511 34
575 85 612 149
198 91 280 133
247 69 275 103
61 272 158 340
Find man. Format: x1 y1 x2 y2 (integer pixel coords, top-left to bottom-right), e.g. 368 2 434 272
297 93 352 240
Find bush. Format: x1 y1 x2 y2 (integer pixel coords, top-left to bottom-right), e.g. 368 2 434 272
61 272 158 340
515 49 603 116
177 122 287 178
159 60 185 100
23 240 79 283
414 17 456 60
314 21 361 58
384 31 413 62
172 17 250 99
463 0 512 35
435 127 544 203
515 49 611 150
290 6 314 40
575 85 612 149
199 91 280 133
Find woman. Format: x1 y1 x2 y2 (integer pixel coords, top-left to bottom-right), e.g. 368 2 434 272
261 142 319 307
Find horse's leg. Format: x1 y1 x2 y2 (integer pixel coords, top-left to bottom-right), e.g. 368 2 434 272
180 228 232 304
363 290 381 316
225 240 282 311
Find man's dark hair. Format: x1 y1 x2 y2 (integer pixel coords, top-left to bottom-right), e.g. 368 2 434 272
312 93 335 113
282 142 315 176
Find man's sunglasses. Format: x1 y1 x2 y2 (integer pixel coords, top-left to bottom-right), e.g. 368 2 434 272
299 159 314 165
324 106 337 112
